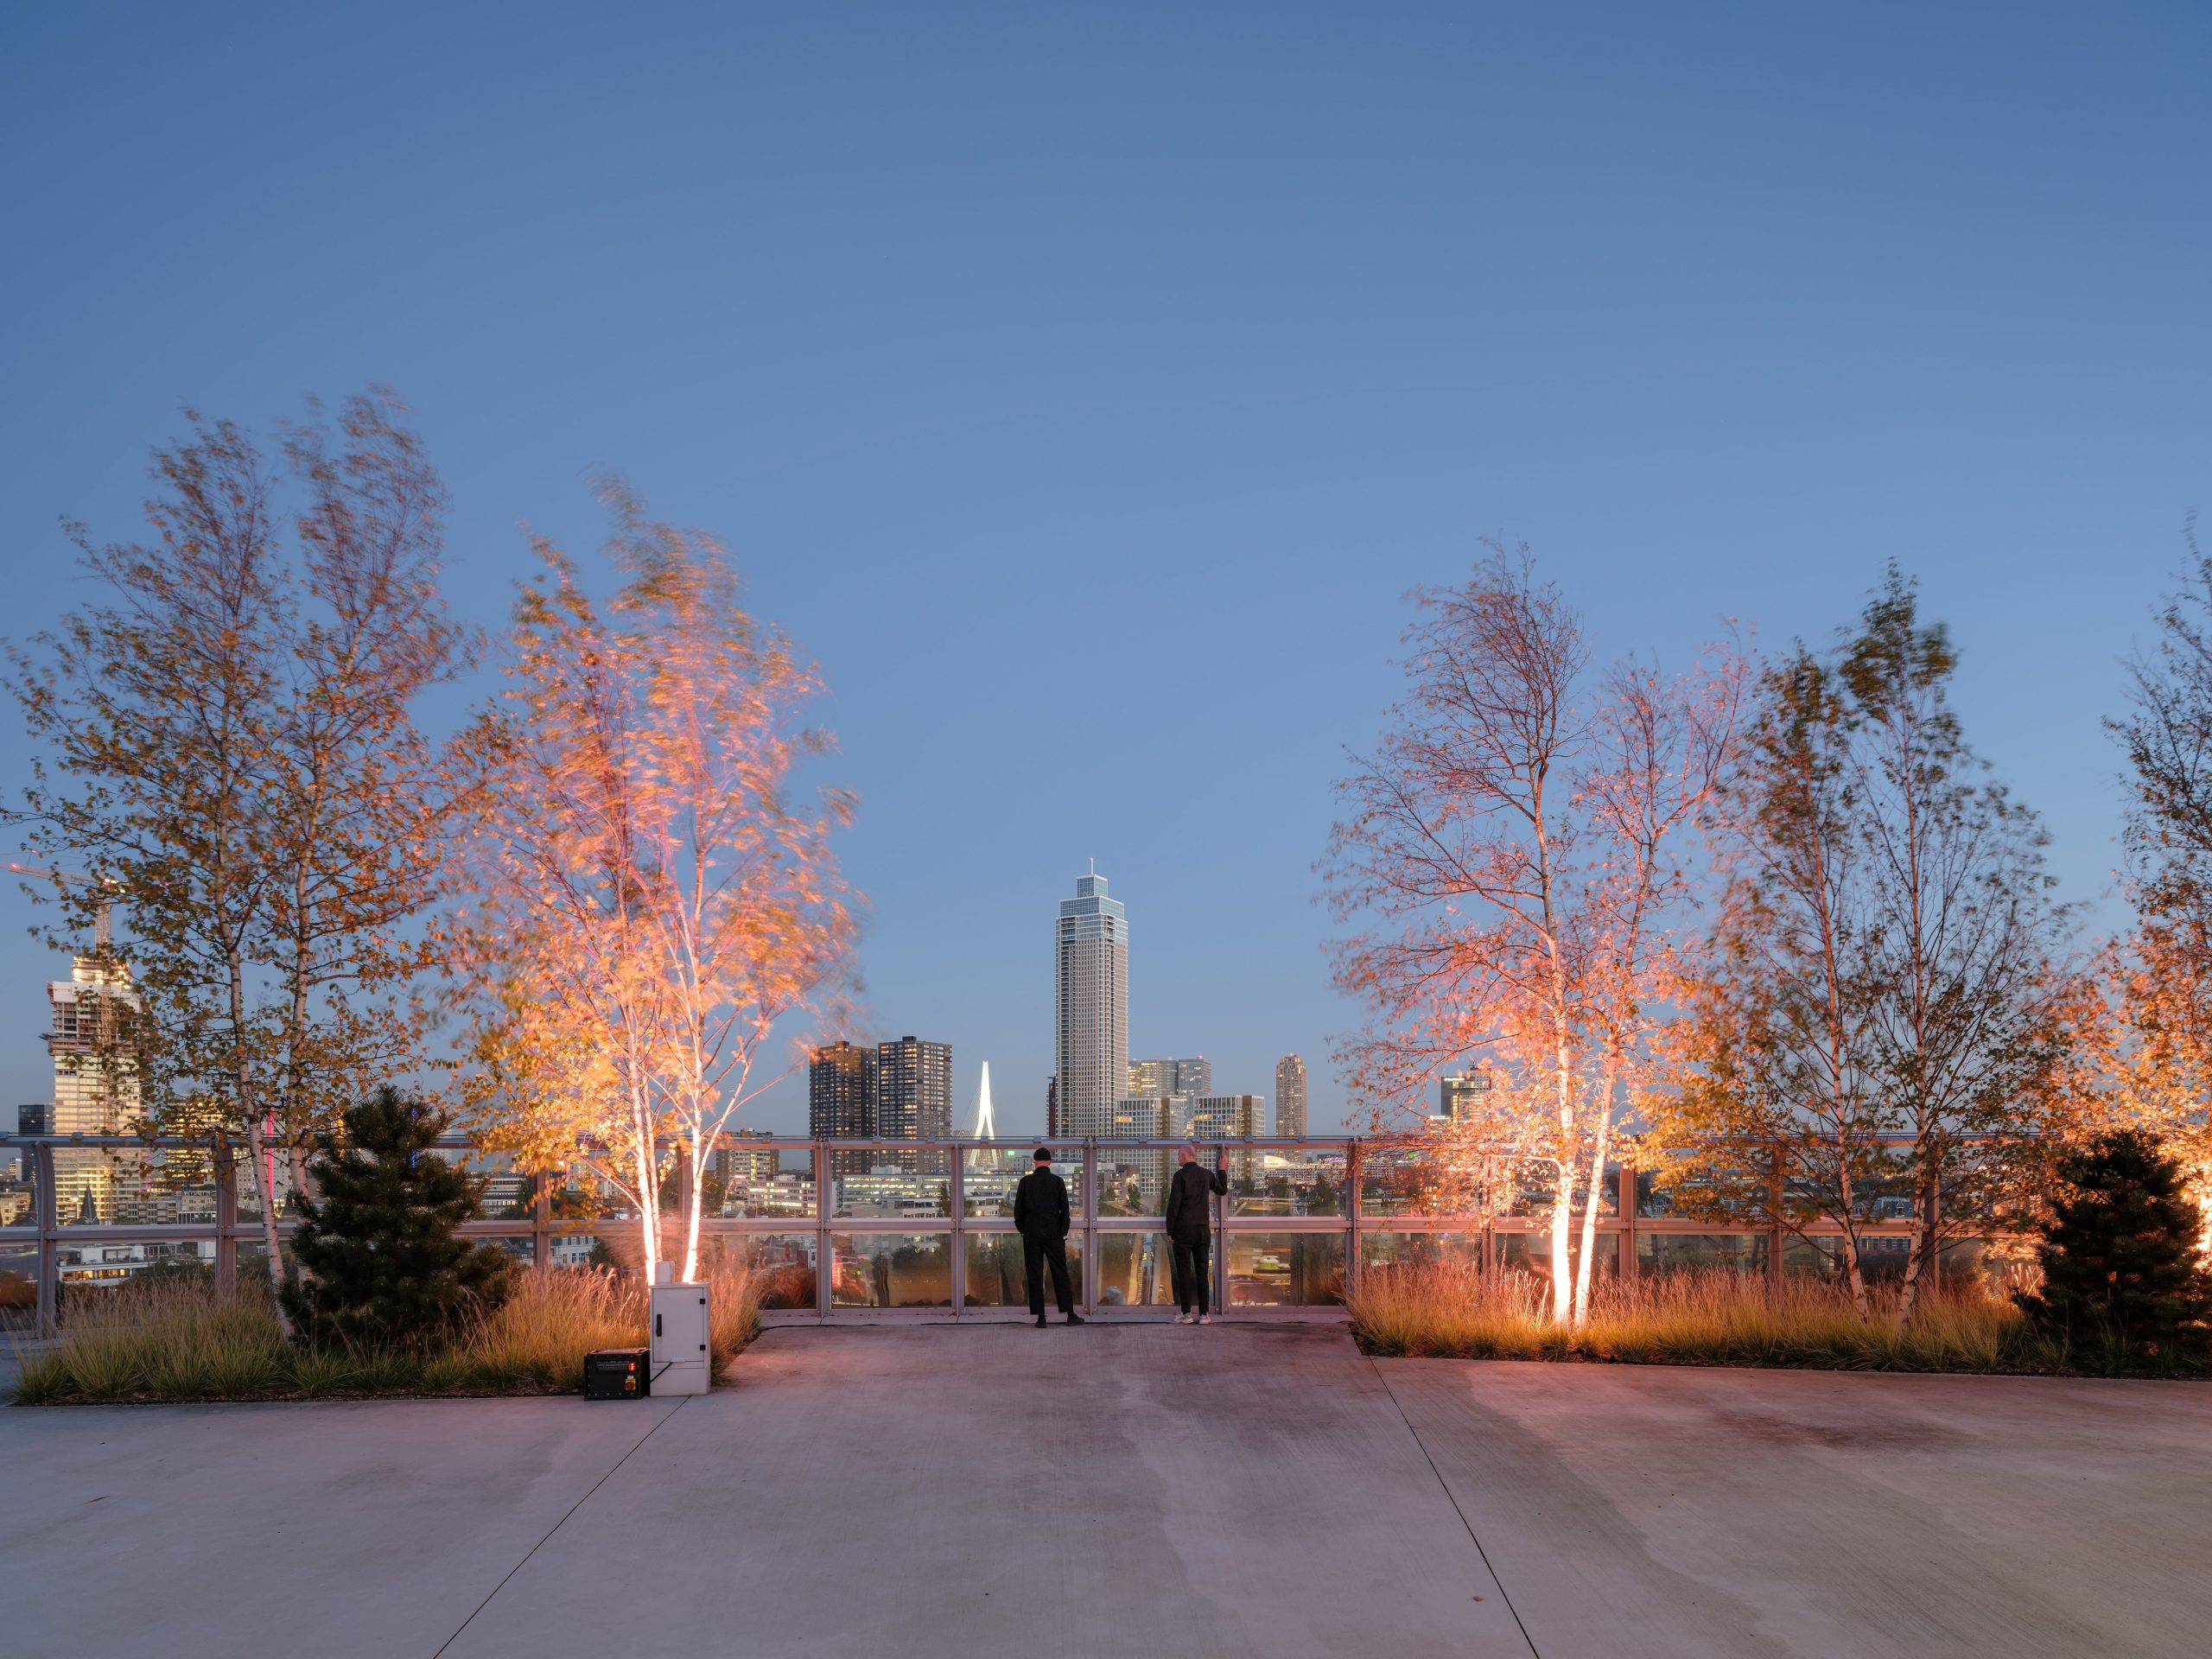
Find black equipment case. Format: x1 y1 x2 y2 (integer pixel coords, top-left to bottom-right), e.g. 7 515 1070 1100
583 1347 651 1399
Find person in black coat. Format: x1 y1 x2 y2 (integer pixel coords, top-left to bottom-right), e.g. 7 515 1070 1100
1013 1147 1083 1326
1164 1142 1228 1323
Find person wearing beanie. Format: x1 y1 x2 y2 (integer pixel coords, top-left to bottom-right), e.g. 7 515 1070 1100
1013 1146 1083 1326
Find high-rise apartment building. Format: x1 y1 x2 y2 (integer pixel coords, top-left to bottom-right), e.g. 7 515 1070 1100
809 1040 877 1140
1054 871 1128 1141
1439 1071 1493 1122
810 1039 876 1184
47 956 142 1224
1129 1056 1211 1099
1045 1076 1058 1140
1275 1054 1308 1138
875 1036 953 1141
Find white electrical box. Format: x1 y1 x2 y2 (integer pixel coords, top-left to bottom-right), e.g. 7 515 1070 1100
649 1281 712 1396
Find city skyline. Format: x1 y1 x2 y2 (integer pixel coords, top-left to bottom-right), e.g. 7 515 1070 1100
3 9 2204 1144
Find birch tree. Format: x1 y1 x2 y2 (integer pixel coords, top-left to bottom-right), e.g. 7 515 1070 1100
1653 569 2070 1322
1325 547 1739 1325
1645 646 1892 1315
6 393 470 1328
451 486 856 1281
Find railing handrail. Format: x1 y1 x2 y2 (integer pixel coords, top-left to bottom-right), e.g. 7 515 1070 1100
0 1131 2023 1153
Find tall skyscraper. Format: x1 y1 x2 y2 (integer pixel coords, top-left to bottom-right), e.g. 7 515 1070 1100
1129 1056 1211 1099
1275 1054 1308 1138
1045 1076 1058 1140
1054 870 1128 1141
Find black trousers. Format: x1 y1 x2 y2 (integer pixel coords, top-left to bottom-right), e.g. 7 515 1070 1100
1023 1235 1074 1316
1170 1230 1212 1315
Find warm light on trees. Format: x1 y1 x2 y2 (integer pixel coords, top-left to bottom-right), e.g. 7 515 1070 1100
1325 546 1741 1325
449 484 856 1283
6 393 471 1332
2080 534 2212 1236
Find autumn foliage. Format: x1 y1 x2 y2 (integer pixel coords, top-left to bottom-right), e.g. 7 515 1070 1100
446 483 856 1281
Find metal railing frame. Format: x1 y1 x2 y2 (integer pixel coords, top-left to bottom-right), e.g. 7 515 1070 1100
0 1133 1978 1338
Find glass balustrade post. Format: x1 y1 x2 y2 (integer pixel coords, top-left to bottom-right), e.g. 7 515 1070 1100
215 1151 238 1299
814 1141 832 1319
1619 1160 1637 1282
1344 1138 1363 1302
1081 1139 1096 1313
35 1141 57 1338
533 1173 551 1274
1213 1145 1228 1317
948 1143 966 1317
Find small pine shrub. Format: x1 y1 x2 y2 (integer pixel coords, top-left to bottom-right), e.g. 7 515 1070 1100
281 1089 515 1351
2015 1128 2212 1368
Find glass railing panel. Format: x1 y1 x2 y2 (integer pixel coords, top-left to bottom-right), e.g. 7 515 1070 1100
442 1145 526 1222
1093 1146 1173 1218
830 1232 952 1308
1507 1165 1561 1219
55 1236 220 1294
547 1231 613 1271
1497 1230 1619 1284
550 1172 649 1224
1 1141 35 1228
474 1235 537 1268
962 1233 1032 1307
1095 1232 1180 1309
1640 1160 1766 1221
1635 1231 1767 1276
831 1149 952 1220
53 1144 221 1227
1357 1147 1443 1216
715 1147 817 1219
1231 1148 1347 1217
232 1241 302 1295
1226 1231 1346 1307
0 1240 37 1330
961 1146 1039 1218
711 1232 817 1310
1586 1163 1622 1218
1358 1230 1487 1277
1783 1233 1881 1280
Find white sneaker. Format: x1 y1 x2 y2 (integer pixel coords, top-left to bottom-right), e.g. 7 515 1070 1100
1174 1313 1193 1325
1198 1313 1215 1325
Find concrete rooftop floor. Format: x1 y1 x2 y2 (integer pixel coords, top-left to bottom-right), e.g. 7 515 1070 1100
3 1324 2208 1658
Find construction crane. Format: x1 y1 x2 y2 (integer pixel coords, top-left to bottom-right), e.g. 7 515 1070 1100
9 862 118 950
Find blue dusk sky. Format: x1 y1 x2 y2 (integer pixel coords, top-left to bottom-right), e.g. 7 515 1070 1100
2 3 2207 1134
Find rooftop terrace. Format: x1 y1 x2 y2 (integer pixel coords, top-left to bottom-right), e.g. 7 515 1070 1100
4 1324 2206 1657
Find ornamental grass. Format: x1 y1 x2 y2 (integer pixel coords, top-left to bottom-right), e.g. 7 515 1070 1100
1349 1262 2196 1376
10 1257 761 1405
